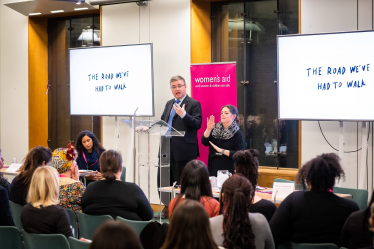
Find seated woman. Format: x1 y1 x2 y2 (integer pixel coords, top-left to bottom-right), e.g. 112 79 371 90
51 143 85 213
0 148 11 194
168 160 219 218
201 105 245 176
269 153 359 247
0 185 15 226
90 220 142 249
341 189 374 249
82 150 153 220
75 130 105 181
10 146 52 205
210 174 274 249
161 199 218 249
21 166 73 238
233 149 277 222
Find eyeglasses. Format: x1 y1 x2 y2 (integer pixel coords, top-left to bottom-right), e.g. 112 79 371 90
171 84 185 90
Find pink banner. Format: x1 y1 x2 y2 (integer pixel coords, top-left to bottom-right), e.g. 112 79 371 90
190 63 237 165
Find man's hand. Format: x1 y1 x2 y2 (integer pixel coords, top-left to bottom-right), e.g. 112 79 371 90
173 103 186 117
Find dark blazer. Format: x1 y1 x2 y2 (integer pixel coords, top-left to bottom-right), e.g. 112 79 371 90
161 95 202 161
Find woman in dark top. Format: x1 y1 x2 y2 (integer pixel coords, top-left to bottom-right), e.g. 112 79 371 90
341 189 374 249
232 149 277 222
269 153 359 247
9 146 52 205
201 105 244 176
82 150 153 220
0 186 15 226
75 130 105 178
21 166 73 238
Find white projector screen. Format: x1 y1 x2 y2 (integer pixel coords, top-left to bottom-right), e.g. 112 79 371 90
69 44 154 116
278 30 374 121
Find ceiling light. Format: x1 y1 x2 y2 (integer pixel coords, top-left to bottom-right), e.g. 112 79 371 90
74 7 88 10
76 1 81 4
29 12 41 15
51 10 64 13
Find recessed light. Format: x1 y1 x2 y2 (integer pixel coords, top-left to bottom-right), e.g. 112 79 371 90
76 1 81 4
29 12 42 16
74 7 88 10
51 10 64 13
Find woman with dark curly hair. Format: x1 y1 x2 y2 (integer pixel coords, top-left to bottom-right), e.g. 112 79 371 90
75 130 106 180
210 174 274 249
232 149 277 222
168 160 219 218
269 153 359 247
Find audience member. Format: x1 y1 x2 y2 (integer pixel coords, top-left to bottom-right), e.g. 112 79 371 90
161 199 218 249
9 146 52 205
232 149 277 222
75 130 105 181
361 203 374 249
51 143 85 213
89 220 142 249
269 153 359 246
202 105 245 176
0 185 15 226
341 189 374 249
168 160 219 218
82 150 153 220
21 166 73 238
0 148 11 194
210 174 274 249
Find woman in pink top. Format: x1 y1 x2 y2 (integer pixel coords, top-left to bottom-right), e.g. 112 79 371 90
169 160 219 218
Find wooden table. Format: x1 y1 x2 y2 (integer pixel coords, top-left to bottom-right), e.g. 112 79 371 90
158 187 352 204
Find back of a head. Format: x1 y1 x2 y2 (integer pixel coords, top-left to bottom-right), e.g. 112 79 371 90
161 199 218 249
18 146 52 187
296 153 344 191
180 160 212 201
233 149 259 186
221 174 255 249
89 220 141 249
99 150 122 181
28 166 60 208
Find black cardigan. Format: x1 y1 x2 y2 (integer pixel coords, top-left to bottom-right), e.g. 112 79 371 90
269 190 359 246
201 129 244 176
82 180 153 221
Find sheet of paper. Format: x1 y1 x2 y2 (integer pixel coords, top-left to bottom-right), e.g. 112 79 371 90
5 163 22 173
272 182 295 200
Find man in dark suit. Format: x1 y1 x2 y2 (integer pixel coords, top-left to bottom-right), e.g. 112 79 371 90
157 75 202 218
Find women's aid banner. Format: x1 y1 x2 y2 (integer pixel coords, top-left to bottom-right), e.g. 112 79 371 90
190 62 237 166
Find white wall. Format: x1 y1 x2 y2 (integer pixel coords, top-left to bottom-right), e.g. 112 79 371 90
301 0 374 191
102 0 190 204
0 0 29 163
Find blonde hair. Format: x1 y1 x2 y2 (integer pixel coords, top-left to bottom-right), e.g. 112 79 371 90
27 166 60 208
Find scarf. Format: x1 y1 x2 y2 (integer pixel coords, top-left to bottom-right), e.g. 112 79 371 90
83 148 99 168
211 121 240 140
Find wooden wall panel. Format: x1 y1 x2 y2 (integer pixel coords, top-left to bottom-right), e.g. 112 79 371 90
258 166 299 188
191 0 211 63
29 17 48 149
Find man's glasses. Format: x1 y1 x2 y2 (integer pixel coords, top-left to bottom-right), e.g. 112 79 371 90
171 84 185 90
